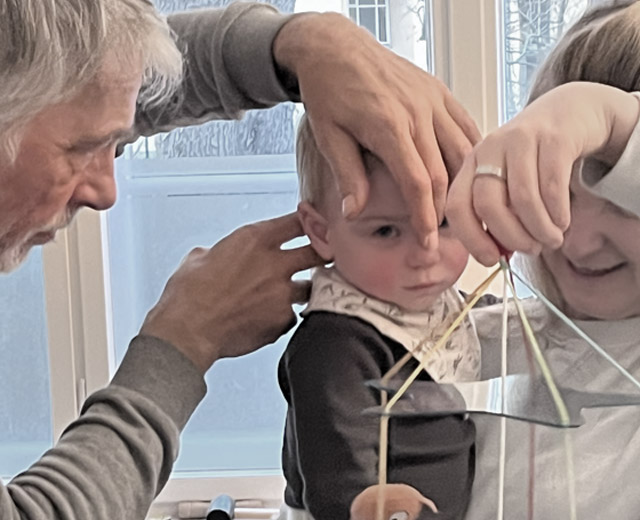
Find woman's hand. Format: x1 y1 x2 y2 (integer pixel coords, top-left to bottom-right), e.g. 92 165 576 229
446 82 640 266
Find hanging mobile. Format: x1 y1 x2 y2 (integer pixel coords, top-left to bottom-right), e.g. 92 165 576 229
362 257 640 520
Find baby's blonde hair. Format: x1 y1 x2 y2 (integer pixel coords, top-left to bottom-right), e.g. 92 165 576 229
296 114 383 212
296 114 335 209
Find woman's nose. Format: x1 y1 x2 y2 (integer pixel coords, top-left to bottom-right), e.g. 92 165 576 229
561 205 606 259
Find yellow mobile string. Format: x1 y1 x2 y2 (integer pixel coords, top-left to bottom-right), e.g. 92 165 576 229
376 266 501 520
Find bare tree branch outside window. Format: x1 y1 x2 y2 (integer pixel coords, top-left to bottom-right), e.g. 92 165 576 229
501 0 608 121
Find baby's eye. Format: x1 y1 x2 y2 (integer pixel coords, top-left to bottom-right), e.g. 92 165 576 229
373 225 400 238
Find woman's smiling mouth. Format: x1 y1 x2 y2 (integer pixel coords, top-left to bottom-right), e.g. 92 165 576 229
567 260 627 277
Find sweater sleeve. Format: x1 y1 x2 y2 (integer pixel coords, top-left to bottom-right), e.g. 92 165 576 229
0 335 206 520
134 3 298 136
281 314 390 520
580 92 640 217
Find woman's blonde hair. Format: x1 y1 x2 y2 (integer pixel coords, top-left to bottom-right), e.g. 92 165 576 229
520 0 640 307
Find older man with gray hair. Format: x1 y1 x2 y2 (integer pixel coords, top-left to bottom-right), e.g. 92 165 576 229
0 1 480 518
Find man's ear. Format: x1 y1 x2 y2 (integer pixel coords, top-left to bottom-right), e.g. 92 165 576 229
297 201 333 262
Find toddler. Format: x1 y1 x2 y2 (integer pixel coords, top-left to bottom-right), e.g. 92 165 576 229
277 115 482 520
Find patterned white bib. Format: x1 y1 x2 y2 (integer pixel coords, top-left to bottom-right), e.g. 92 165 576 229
303 267 481 382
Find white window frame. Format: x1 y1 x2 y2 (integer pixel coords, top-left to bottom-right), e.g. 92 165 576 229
347 0 392 45
36 0 512 516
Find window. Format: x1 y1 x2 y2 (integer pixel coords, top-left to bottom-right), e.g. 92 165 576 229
0 253 52 478
500 0 606 122
348 0 391 45
109 152 299 477
110 0 435 510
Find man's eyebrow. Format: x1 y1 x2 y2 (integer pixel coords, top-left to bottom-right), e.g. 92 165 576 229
70 127 135 149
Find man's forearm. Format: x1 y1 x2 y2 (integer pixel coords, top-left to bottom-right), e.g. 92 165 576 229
2 336 206 519
135 3 296 136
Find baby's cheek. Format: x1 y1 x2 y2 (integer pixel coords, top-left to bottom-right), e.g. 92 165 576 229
359 262 399 297
445 241 470 280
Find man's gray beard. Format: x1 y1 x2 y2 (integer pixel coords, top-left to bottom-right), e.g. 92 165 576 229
0 242 30 273
0 207 77 273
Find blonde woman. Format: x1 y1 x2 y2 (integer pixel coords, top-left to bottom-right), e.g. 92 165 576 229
447 2 640 518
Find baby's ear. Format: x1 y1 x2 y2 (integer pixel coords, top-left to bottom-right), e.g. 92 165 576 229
297 201 333 262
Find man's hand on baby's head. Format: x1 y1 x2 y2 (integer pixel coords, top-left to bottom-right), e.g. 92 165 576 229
140 213 323 374
273 11 480 246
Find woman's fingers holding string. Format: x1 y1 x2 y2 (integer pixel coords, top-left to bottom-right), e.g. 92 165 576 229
448 124 578 266
446 153 503 266
471 154 541 260
448 139 550 265
502 135 566 251
536 139 574 234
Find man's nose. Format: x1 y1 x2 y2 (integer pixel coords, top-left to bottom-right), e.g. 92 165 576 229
71 149 117 211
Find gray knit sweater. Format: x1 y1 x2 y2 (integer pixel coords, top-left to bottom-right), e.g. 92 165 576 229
0 4 295 519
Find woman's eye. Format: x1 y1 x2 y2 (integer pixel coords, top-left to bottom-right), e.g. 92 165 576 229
373 225 399 238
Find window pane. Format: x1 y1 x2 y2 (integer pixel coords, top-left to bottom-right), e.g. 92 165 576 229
107 160 299 473
0 251 52 478
499 0 606 122
378 6 387 42
358 7 377 38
